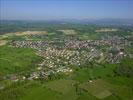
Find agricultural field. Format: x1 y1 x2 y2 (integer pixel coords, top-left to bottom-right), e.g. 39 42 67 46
0 45 42 76
1 64 133 100
58 29 77 35
95 28 118 32
0 40 7 46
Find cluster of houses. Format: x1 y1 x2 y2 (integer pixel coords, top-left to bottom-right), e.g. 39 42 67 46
10 35 133 65
7 34 133 82
7 67 73 82
37 47 102 68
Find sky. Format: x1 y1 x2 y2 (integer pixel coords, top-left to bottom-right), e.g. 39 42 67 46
0 0 133 20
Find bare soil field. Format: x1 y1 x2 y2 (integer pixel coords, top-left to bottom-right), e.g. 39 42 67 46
58 29 76 35
0 40 7 46
1 31 48 37
95 28 118 32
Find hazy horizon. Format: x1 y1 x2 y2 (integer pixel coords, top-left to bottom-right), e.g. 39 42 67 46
0 0 133 20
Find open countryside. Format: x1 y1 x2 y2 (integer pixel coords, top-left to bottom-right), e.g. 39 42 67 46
0 0 133 100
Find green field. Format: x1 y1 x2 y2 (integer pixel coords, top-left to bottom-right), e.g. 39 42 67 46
80 79 112 99
0 45 42 76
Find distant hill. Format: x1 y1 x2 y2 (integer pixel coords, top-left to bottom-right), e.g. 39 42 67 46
0 19 133 35
59 19 133 25
85 19 133 26
1 19 133 25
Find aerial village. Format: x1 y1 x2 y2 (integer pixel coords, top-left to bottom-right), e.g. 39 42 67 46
7 33 133 82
